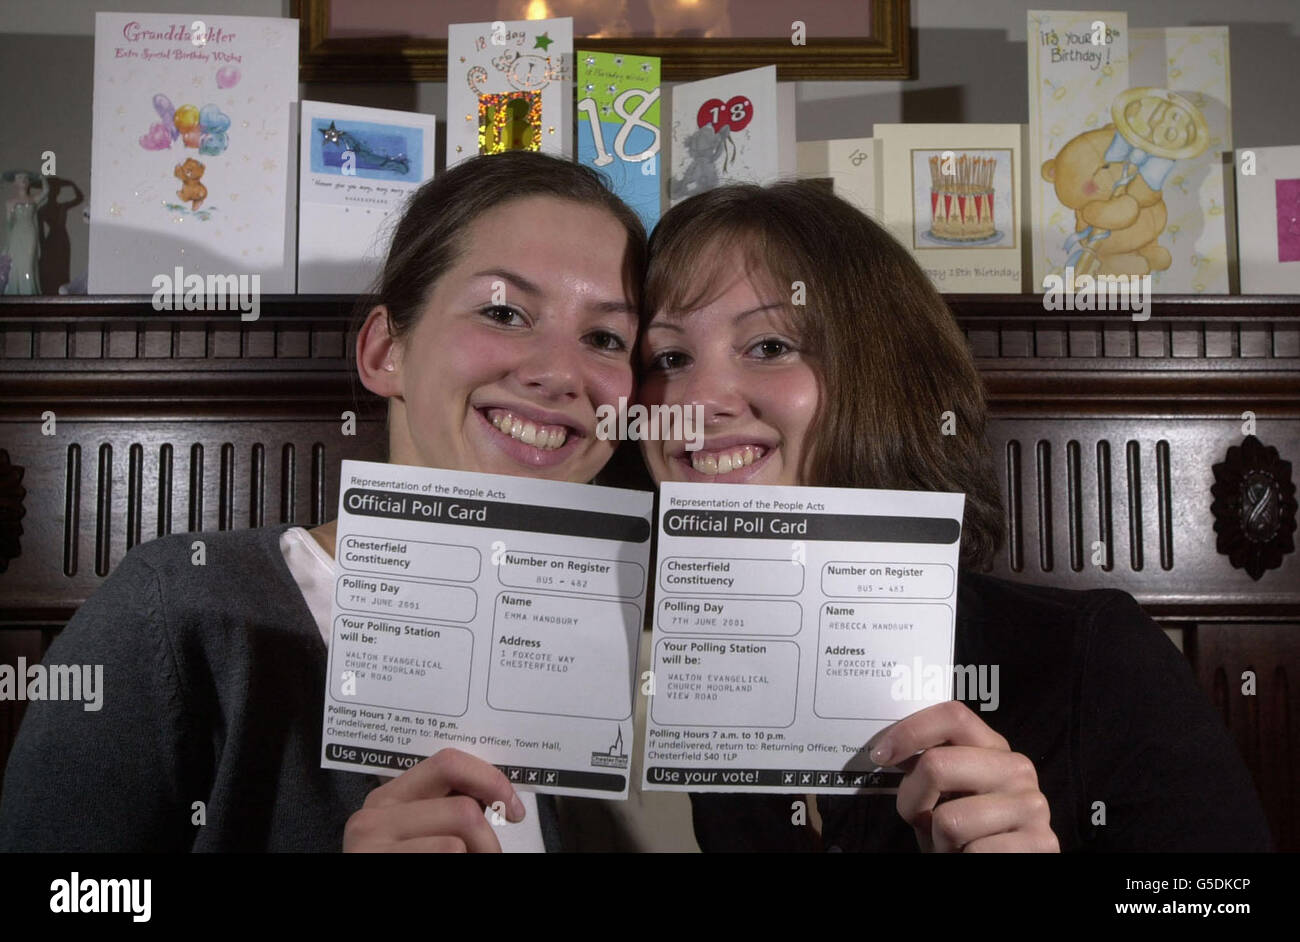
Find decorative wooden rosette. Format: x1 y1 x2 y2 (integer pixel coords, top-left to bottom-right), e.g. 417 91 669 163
1210 436 1298 581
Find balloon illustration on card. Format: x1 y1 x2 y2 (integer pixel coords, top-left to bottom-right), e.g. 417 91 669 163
135 85 232 221
697 96 753 133
670 66 779 206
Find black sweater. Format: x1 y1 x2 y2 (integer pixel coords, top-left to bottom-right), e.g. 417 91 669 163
0 524 564 852
689 571 1274 852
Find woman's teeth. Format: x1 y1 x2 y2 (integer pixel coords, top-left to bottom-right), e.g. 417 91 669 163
690 445 764 475
488 410 569 450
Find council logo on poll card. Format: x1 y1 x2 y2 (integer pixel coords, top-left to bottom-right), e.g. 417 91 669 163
590 725 630 769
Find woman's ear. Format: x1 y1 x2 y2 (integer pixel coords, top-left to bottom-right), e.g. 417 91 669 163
356 304 403 397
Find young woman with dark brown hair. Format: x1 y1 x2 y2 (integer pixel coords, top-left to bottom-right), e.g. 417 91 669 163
635 181 1271 852
0 152 647 853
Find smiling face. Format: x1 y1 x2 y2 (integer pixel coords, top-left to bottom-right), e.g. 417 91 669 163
638 251 820 487
358 195 638 482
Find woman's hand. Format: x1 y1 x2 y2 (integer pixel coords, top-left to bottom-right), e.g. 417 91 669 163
343 748 525 853
868 701 1059 853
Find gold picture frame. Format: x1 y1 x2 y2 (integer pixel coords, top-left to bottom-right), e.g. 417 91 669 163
295 0 912 82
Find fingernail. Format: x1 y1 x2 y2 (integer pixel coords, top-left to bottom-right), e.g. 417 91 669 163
869 738 891 766
509 791 526 821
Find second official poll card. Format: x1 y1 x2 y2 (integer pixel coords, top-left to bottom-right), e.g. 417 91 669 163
642 482 965 794
321 459 653 799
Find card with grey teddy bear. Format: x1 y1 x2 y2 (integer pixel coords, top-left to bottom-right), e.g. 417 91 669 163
668 65 794 209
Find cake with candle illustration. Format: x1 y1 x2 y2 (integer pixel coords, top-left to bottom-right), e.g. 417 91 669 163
927 153 996 242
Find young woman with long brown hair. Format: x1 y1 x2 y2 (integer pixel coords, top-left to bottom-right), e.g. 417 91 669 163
0 152 647 853
634 181 1271 852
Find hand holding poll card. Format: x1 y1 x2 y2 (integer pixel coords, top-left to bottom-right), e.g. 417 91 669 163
321 460 652 799
642 482 966 794
319 466 971 802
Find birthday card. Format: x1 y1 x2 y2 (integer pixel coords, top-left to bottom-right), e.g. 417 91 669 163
1235 145 1300 293
1028 11 1221 295
297 102 437 294
577 50 661 234
877 124 1024 293
668 66 792 207
88 12 298 293
1129 27 1232 294
445 17 573 167
796 138 881 219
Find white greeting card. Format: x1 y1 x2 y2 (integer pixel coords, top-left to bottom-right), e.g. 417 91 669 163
1027 10 1129 289
667 66 792 207
796 138 881 219
89 12 298 293
876 124 1023 293
297 102 436 294
445 17 573 168
1130 27 1232 294
1235 145 1300 293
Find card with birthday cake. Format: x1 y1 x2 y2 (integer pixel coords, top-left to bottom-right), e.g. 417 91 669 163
88 12 298 293
445 17 573 168
876 124 1024 293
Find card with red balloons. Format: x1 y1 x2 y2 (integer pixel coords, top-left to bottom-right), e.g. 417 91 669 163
668 65 793 208
88 12 299 293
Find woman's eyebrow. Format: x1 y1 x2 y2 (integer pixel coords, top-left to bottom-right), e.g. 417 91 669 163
472 268 540 296
734 302 786 322
647 302 785 331
473 268 631 316
587 298 637 316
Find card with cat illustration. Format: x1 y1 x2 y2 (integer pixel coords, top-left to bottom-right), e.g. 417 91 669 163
446 17 573 168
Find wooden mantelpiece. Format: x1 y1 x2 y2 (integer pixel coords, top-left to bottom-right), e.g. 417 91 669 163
0 294 1297 620
1 294 1297 848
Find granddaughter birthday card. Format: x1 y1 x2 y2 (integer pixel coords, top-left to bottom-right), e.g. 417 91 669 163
89 12 298 293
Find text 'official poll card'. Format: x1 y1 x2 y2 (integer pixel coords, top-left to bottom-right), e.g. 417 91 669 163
321 459 653 799
642 482 965 794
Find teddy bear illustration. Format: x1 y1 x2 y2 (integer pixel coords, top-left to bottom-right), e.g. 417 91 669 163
174 157 208 211
670 125 734 202
1041 125 1171 277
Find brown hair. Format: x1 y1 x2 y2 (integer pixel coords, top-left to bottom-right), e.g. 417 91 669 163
349 152 649 478
644 182 1004 570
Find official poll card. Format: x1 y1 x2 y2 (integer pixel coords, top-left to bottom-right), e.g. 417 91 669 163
642 483 965 794
321 460 653 799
